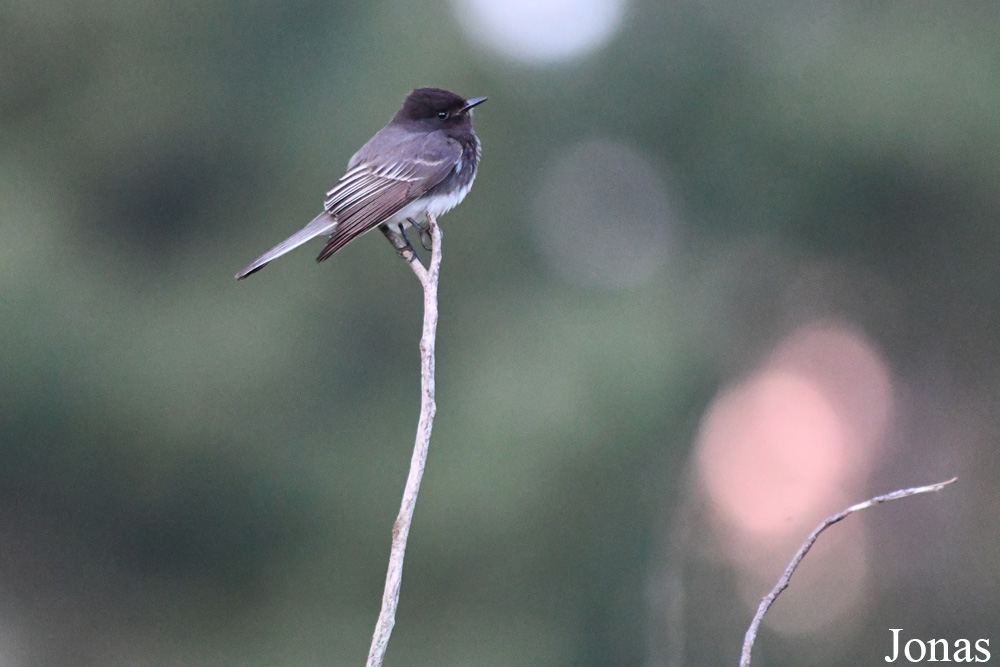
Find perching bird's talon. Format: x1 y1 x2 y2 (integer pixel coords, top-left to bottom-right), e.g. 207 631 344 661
419 227 433 251
406 217 433 251
379 223 417 259
397 223 418 256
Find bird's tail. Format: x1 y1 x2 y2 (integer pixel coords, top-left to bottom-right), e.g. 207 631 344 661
235 212 337 280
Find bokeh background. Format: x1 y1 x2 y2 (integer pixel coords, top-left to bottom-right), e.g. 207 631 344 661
2 0 998 665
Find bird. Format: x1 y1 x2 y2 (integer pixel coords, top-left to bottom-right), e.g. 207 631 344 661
235 87 486 280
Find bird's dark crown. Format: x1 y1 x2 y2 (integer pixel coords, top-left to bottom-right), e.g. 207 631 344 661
394 87 483 126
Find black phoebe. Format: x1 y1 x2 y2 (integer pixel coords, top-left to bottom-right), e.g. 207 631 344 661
235 88 486 280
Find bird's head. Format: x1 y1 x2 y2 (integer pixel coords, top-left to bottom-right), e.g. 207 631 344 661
394 88 487 128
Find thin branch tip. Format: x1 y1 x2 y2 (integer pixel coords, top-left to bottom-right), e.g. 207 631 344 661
739 476 957 667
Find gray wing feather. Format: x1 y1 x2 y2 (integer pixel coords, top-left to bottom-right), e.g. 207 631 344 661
316 131 460 261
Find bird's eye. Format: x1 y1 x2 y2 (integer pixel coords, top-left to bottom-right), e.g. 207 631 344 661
437 111 448 119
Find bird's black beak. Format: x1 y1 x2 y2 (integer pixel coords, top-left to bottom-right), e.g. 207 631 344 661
460 97 487 114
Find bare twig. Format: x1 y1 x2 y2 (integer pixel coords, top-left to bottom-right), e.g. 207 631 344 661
366 216 442 667
740 477 958 667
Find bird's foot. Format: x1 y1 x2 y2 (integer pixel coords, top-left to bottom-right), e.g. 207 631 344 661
407 217 434 251
380 224 417 260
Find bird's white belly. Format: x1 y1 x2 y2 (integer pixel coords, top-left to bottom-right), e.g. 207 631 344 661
383 175 476 229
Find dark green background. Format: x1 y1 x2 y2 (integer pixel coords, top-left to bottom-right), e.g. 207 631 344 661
2 1 998 665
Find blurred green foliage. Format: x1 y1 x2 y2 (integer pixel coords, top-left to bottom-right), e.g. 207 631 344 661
1 1 998 665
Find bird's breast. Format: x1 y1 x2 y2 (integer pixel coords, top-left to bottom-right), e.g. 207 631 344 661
386 133 480 228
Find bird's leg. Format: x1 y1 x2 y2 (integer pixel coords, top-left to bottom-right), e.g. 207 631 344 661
397 221 419 253
408 217 434 252
380 223 418 263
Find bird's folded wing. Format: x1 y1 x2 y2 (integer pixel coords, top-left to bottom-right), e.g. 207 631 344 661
317 141 460 261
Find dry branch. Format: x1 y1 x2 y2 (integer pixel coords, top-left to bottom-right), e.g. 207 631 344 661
740 477 958 667
366 218 443 667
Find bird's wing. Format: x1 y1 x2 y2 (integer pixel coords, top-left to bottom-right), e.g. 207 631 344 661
234 129 460 279
316 135 460 262
235 212 337 280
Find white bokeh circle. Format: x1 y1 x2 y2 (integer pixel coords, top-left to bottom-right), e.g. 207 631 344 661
451 0 627 64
